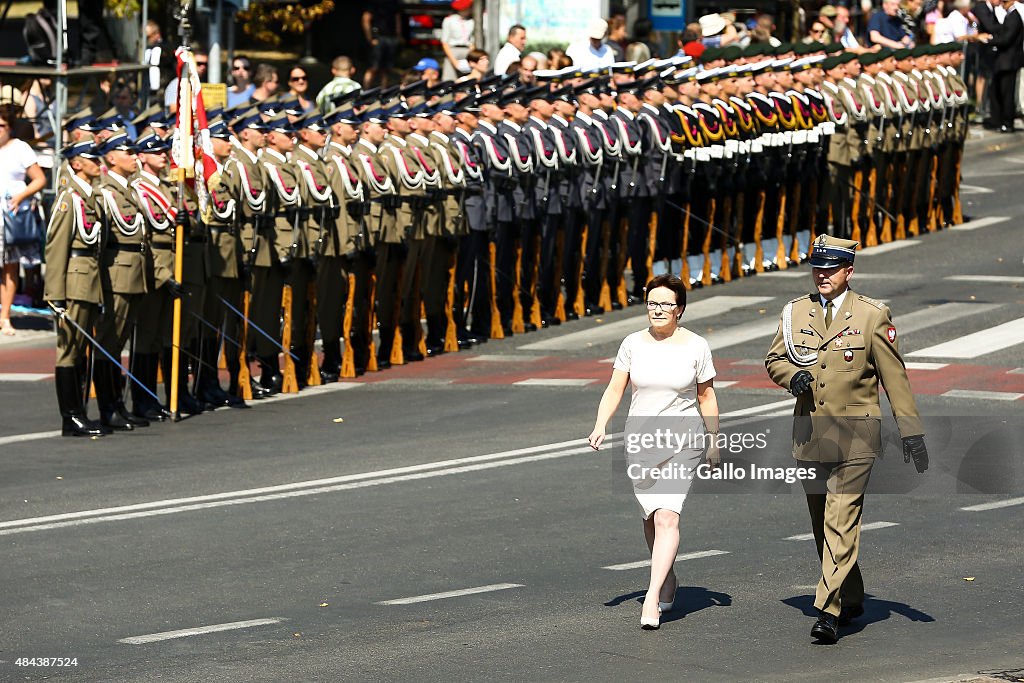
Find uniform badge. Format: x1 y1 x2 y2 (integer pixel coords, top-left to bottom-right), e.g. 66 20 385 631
834 338 843 349
844 350 854 362
887 326 897 343
60 202 68 212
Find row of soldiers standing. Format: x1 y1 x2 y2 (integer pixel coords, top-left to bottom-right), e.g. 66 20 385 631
43 40 969 436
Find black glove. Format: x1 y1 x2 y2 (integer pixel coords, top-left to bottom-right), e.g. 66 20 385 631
346 202 363 219
174 211 189 228
903 435 929 473
278 255 292 276
163 278 185 298
789 370 814 397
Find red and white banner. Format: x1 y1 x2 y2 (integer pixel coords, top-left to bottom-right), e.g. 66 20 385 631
171 47 218 220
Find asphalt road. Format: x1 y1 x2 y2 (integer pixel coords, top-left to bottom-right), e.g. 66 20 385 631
0 134 1022 683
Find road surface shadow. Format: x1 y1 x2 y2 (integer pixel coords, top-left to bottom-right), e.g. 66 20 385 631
782 593 935 635
605 586 732 622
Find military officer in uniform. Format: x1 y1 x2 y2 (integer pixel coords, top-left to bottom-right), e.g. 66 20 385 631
44 141 108 437
765 235 929 644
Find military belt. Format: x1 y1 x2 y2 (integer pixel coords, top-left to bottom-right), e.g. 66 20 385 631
209 225 238 238
106 242 143 253
150 242 173 251
69 248 97 258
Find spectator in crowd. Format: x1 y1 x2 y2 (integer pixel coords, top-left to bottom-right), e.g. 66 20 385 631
527 51 549 70
567 18 617 71
227 56 255 109
143 20 174 100
112 84 137 139
819 5 838 32
547 48 571 70
0 107 45 336
441 0 475 81
362 1 402 88
900 0 926 44
412 58 442 89
755 14 783 47
458 49 490 82
934 0 987 43
517 54 538 84
626 17 657 61
974 0 1002 121
834 5 864 49
804 19 831 43
20 78 53 142
988 0 1023 132
869 0 913 48
316 56 361 113
699 13 740 47
249 64 279 104
287 65 315 112
165 50 207 115
677 28 705 60
924 0 944 41
88 70 115 115
494 24 527 77
607 15 628 61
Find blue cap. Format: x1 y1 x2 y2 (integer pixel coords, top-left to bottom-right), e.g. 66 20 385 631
208 118 232 139
63 140 101 159
94 108 125 132
98 133 136 155
264 113 295 134
361 107 386 125
413 57 441 72
296 112 329 132
135 132 171 153
66 108 101 133
231 108 269 133
808 234 859 267
324 106 360 126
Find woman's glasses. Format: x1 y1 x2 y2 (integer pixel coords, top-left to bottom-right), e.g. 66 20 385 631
645 301 677 312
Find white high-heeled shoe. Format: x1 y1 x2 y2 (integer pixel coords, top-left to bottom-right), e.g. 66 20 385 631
640 613 661 630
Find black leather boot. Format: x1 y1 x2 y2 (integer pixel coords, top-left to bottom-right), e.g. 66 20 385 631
320 340 341 383
401 324 425 362
197 337 245 407
293 346 310 390
132 353 170 421
258 356 283 395
425 315 447 357
56 366 105 437
94 358 134 431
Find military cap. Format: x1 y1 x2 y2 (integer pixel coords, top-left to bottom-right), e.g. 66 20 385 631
772 58 792 71
792 42 814 56
825 42 845 55
280 97 306 116
400 80 428 98
361 107 387 124
94 108 125 132
809 234 858 267
330 88 362 107
837 52 857 65
822 55 844 72
406 101 430 118
135 132 171 153
97 132 135 154
355 87 382 107
894 48 913 60
475 87 503 106
499 87 530 107
256 95 281 115
721 45 742 62
324 105 360 126
747 60 772 76
477 73 505 91
790 57 816 72
858 52 880 66
296 112 329 131
208 118 232 139
380 85 401 101
743 42 767 58
876 47 895 60
452 92 481 113
720 62 741 78
66 108 101 133
264 112 295 134
130 104 164 129
610 61 640 75
451 79 479 96
550 84 575 103
383 98 410 118
696 67 720 84
231 108 269 133
583 65 613 78
637 75 662 92
911 44 928 58
205 107 224 122
430 94 459 116
574 78 605 97
672 67 700 83
427 80 456 98
524 84 551 102
773 42 793 55
701 47 722 63
62 140 101 159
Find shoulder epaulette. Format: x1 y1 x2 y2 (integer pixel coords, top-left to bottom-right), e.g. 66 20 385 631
857 294 885 309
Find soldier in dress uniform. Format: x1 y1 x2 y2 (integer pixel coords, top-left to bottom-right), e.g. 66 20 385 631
44 141 108 437
55 110 101 192
94 133 151 431
765 234 929 644
571 77 610 315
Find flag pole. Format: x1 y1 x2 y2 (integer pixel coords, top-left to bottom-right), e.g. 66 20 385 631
171 0 194 421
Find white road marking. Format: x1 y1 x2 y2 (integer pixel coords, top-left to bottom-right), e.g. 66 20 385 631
896 302 1001 337
908 317 1024 359
467 355 543 362
949 215 1010 231
517 296 774 351
602 549 730 571
118 618 284 645
0 399 793 536
376 583 523 605
513 378 597 387
759 271 806 278
958 184 994 195
1009 367 1024 375
785 521 898 541
905 362 948 371
946 275 1024 284
857 240 922 255
941 389 1023 401
0 373 51 381
714 381 737 388
960 497 1024 512
0 430 62 447
724 398 795 417
704 319 779 351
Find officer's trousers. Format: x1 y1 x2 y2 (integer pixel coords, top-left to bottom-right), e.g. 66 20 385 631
494 221 518 329
55 300 99 368
375 241 406 359
582 206 605 307
626 197 652 296
537 212 563 319
457 230 491 337
249 265 284 357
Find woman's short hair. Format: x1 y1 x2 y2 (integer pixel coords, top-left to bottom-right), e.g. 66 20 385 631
645 274 687 310
467 48 488 64
253 63 278 88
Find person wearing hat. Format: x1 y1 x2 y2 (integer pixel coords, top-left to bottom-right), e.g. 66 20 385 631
886 49 923 241
93 134 150 431
820 56 857 242
441 0 475 81
44 141 108 437
699 13 739 48
566 18 616 71
55 110 101 192
569 80 608 317
412 58 442 90
636 77 680 282
765 234 928 644
259 113 311 391
549 85 586 322
934 43 970 227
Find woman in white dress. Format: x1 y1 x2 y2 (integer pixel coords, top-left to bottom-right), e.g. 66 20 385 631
588 275 720 630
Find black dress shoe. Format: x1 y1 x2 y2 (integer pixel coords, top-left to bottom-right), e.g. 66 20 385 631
377 358 392 370
610 301 623 311
354 366 366 376
584 304 604 316
564 310 580 322
62 415 106 437
811 611 839 643
457 339 473 350
838 604 864 626
320 370 340 383
626 294 642 306
135 405 171 422
426 345 445 357
502 326 514 337
467 333 487 344
249 379 270 399
101 412 135 431
404 350 425 362
117 404 149 428
523 322 538 333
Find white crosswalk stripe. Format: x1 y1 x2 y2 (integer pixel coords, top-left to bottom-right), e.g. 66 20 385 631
908 317 1024 359
949 215 1010 231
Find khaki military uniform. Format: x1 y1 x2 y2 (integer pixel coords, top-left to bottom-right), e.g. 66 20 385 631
766 286 923 617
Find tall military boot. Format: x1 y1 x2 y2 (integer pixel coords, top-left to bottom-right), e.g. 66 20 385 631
401 323 424 362
56 366 105 437
425 315 447 357
293 346 310 390
258 355 283 395
161 348 206 415
320 340 341 383
376 327 394 370
109 358 149 428
196 337 245 407
225 347 243 396
131 353 170 421
94 357 134 431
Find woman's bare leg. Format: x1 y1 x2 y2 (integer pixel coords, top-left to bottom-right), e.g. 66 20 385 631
642 508 679 618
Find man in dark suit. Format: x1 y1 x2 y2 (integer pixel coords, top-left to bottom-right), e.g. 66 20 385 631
974 0 1002 124
990 0 1024 132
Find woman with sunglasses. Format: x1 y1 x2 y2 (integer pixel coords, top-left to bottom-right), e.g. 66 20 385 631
227 57 255 108
287 66 315 113
588 274 721 630
804 22 830 44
